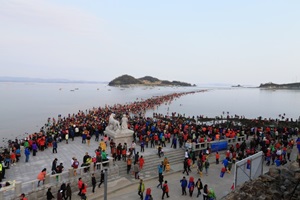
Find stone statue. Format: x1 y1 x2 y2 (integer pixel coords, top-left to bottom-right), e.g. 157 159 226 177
108 113 120 131
121 114 128 130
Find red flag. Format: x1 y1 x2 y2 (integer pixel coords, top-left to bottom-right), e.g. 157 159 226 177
231 183 234 190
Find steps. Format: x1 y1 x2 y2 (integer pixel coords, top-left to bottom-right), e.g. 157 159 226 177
116 147 185 178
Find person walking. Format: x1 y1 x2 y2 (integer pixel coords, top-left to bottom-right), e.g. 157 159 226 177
72 158 79 176
197 158 203 177
139 156 145 170
24 147 30 162
134 152 140 164
53 140 58 154
133 162 140 179
66 183 72 200
32 142 38 156
158 163 163 177
163 157 169 171
182 158 189 175
98 170 104 188
204 160 210 175
157 174 164 189
51 158 58 174
81 183 87 200
180 176 187 195
37 168 47 187
215 152 220 164
91 173 96 193
77 177 83 196
60 183 67 199
46 187 55 200
162 180 170 199
140 140 145 152
195 178 203 197
138 179 145 200
127 157 132 174
188 176 195 197
203 184 208 200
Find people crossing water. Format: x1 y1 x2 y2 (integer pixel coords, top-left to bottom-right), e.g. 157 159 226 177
0 90 299 199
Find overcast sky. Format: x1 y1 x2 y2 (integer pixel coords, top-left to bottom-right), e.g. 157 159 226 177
1 0 299 86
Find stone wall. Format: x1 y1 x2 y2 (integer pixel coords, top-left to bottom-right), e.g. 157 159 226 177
222 161 300 200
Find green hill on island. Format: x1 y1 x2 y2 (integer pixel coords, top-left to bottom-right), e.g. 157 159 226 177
259 82 300 89
108 74 193 87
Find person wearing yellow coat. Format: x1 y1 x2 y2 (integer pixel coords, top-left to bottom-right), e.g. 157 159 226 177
99 139 106 152
163 157 168 171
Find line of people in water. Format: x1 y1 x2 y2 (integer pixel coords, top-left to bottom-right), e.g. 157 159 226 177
1 89 300 199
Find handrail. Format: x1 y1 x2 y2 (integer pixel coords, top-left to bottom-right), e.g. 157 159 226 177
0 159 112 199
0 180 15 192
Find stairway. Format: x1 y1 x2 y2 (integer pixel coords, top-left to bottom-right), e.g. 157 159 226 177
116 147 185 178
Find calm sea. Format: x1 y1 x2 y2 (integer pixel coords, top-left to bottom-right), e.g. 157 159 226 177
1 82 300 145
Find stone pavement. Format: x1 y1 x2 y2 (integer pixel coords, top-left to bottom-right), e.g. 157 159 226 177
90 138 299 200
5 136 185 184
4 135 299 200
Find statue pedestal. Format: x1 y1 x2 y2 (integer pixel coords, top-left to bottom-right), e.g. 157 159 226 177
104 128 134 145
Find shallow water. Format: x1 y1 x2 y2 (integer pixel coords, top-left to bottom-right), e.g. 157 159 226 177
1 82 300 146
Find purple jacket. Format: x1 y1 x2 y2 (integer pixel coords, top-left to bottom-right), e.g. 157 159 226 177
32 143 38 151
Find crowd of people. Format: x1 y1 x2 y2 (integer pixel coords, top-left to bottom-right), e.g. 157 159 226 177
0 89 299 200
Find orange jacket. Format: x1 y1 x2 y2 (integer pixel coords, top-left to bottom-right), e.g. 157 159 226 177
37 171 46 181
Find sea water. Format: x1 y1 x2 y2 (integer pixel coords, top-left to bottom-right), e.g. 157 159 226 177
1 82 300 146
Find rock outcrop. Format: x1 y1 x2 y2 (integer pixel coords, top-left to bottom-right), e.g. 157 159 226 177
108 74 193 87
259 82 300 89
222 161 300 200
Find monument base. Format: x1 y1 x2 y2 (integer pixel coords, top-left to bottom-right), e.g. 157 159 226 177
104 129 134 145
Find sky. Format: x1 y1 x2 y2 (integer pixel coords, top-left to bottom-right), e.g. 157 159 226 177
0 0 299 86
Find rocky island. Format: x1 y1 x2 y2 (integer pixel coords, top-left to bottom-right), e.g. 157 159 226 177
259 82 300 89
108 74 194 87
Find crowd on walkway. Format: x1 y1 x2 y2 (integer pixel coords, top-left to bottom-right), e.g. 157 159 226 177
1 89 300 200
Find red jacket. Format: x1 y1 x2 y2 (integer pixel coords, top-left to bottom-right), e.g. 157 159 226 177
78 180 83 189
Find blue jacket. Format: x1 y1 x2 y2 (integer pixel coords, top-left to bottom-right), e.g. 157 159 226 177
222 159 228 167
158 165 163 174
180 179 187 187
25 148 30 156
53 141 58 148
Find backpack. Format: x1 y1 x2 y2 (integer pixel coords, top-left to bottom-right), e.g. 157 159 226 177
73 161 79 168
146 188 151 195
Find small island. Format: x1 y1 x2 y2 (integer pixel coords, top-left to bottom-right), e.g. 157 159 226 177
108 74 194 87
259 82 300 89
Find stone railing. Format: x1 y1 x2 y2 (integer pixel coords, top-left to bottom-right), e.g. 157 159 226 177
0 158 118 200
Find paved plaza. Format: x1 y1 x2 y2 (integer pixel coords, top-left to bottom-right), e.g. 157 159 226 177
4 135 299 200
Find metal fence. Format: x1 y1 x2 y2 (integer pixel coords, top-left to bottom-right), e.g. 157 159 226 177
234 151 264 189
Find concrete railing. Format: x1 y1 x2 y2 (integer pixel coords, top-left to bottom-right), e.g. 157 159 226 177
0 159 113 200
